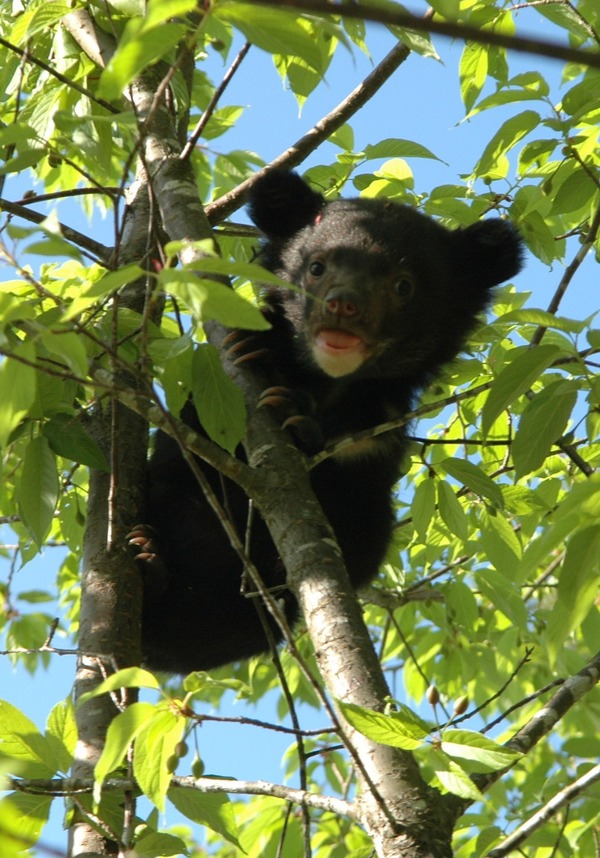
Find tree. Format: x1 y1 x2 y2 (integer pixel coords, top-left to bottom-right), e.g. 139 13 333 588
0 1 599 856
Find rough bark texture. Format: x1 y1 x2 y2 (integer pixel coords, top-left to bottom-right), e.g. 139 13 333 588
227 364 456 858
68 179 154 856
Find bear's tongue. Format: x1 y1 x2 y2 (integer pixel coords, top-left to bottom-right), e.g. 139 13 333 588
318 329 362 350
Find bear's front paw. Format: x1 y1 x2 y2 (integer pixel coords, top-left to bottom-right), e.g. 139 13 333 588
258 386 324 454
222 329 271 365
127 525 169 595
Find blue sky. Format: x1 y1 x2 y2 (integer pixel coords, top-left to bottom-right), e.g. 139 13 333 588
0 11 597 855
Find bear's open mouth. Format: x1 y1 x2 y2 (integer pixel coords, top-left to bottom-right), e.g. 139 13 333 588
315 328 364 354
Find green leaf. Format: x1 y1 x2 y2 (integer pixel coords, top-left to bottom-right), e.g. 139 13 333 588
202 106 246 141
0 344 37 448
39 330 89 378
10 1 73 42
165 251 289 293
191 345 246 455
0 792 52 848
43 414 109 471
411 478 436 539
215 4 325 72
16 590 53 604
0 793 33 858
460 42 488 113
552 170 598 215
94 702 158 799
440 458 503 507
78 668 161 705
481 344 561 434
17 436 59 545
561 77 600 118
338 700 429 750
169 786 244 850
60 266 146 320
496 308 584 333
512 380 577 477
163 269 269 330
144 0 198 28
98 20 187 100
479 509 522 572
45 698 77 774
437 481 468 542
441 729 521 771
433 760 484 801
519 476 600 578
0 292 36 326
134 829 189 858
134 707 186 811
474 110 540 178
545 525 600 665
0 700 57 778
475 569 527 628
364 138 443 162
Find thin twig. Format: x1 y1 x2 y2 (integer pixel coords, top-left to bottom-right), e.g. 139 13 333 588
0 35 119 113
181 41 252 161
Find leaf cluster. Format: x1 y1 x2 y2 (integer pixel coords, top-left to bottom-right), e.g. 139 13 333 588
0 0 599 856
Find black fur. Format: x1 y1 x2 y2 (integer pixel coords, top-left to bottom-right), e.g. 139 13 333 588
137 170 524 674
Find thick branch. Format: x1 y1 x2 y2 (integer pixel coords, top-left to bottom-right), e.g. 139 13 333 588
10 774 356 820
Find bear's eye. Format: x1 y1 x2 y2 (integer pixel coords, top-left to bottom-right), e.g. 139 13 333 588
394 275 415 301
309 260 326 277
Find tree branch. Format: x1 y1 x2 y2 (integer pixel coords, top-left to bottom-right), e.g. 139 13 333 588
487 763 600 857
506 650 600 757
9 774 357 821
0 198 112 263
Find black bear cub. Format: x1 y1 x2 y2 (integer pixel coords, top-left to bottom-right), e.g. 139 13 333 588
135 170 524 674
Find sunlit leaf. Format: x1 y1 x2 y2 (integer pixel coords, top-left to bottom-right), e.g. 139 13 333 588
169 786 244 849
134 707 186 811
98 21 187 100
338 700 429 750
441 729 521 771
474 110 540 178
440 458 503 507
0 701 57 778
545 526 600 665
437 481 468 541
0 344 37 447
94 702 158 803
481 344 562 434
512 380 577 477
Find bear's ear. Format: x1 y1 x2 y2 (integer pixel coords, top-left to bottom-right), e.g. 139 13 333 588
457 219 525 288
248 170 324 240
